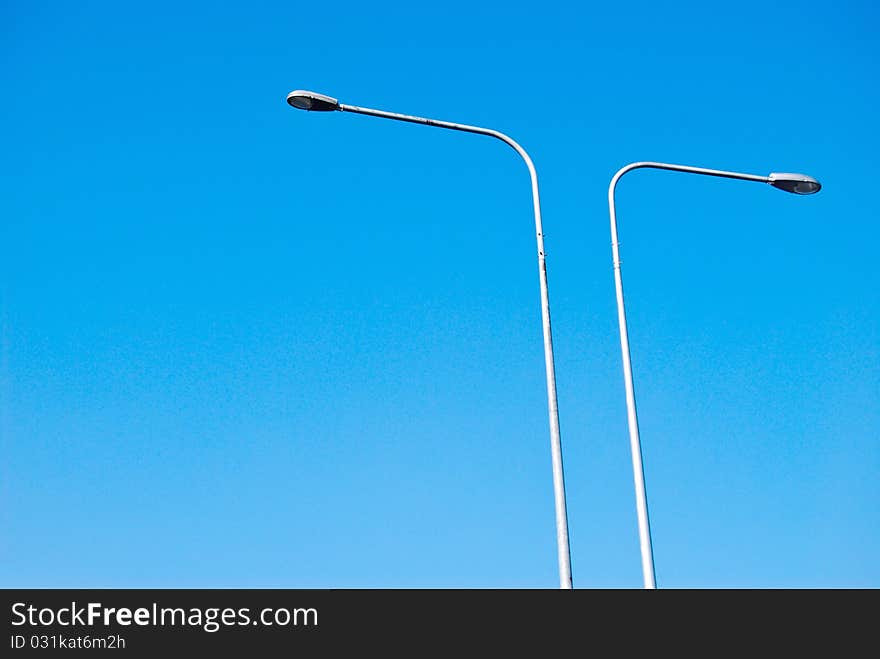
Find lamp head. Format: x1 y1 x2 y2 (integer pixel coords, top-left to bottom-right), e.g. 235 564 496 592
768 172 821 195
286 90 340 112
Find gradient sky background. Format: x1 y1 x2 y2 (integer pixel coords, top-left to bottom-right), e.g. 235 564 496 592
2 1 877 588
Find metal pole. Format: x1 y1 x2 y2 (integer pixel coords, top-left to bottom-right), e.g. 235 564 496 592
341 103 573 589
608 162 771 589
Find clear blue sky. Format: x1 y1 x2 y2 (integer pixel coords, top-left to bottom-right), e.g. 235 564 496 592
2 1 877 588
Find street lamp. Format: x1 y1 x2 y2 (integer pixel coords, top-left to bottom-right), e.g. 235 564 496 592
608 161 821 589
286 89 574 589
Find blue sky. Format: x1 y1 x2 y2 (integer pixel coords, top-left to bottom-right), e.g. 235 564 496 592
1 1 877 588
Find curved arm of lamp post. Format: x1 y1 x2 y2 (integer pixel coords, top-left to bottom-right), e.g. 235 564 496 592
339 102 572 589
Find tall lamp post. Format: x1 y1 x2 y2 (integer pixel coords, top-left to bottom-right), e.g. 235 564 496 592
287 90 573 589
608 161 821 589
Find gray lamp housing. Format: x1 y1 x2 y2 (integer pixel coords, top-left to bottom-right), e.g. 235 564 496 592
768 172 822 195
286 90 340 112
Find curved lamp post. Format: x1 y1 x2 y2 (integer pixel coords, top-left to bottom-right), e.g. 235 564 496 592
609 161 821 589
287 90 573 589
